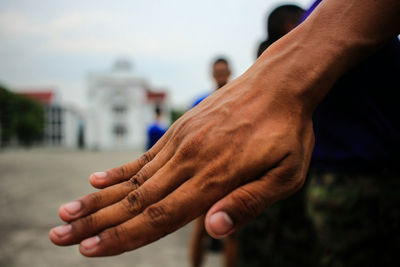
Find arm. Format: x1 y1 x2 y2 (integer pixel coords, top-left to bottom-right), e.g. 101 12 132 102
255 0 400 113
49 0 400 257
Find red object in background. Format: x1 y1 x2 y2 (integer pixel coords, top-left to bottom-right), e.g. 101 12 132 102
19 91 54 105
146 90 166 103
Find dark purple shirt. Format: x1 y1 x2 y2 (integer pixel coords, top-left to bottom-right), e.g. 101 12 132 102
304 0 400 172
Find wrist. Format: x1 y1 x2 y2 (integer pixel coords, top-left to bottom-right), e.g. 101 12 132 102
250 28 343 115
251 0 399 114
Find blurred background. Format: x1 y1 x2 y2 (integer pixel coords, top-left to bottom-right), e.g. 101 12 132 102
0 0 312 266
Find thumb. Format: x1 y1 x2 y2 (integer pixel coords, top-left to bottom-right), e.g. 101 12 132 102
204 165 304 239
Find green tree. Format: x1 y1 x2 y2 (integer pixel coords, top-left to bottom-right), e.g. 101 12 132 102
170 108 186 124
0 85 19 145
15 95 45 146
0 84 45 147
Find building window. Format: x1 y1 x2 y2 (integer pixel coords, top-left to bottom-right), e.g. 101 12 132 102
45 105 64 145
113 105 127 114
113 124 127 137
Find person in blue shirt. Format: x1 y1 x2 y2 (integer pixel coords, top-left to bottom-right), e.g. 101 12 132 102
192 57 231 108
190 56 235 267
146 106 167 150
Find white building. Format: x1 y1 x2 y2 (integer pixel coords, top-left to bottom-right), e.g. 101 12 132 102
85 59 169 150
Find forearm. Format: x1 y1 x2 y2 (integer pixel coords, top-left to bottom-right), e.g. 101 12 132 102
253 0 400 113
311 0 400 49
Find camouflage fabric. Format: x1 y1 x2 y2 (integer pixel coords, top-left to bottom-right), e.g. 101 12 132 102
236 176 319 267
236 170 400 267
307 170 400 267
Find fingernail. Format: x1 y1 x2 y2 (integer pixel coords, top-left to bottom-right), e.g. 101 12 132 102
52 224 72 237
63 201 81 215
210 211 234 236
93 172 107 180
81 236 100 250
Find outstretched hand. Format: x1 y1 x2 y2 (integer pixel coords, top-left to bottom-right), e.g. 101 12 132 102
49 52 315 256
49 0 400 258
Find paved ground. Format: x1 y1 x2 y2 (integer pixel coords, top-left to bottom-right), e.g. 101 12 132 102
0 149 221 267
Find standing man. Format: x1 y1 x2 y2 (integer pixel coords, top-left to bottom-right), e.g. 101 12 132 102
192 57 231 107
190 56 237 267
257 4 304 58
146 106 167 150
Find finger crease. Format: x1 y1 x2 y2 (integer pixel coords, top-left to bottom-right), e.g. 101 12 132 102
129 175 144 189
122 191 144 216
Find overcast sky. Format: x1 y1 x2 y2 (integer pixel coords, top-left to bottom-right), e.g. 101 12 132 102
0 0 312 110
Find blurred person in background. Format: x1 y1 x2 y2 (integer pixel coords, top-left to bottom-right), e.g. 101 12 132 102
50 1 400 266
257 4 304 58
235 5 319 267
146 106 167 150
190 56 238 267
192 57 231 107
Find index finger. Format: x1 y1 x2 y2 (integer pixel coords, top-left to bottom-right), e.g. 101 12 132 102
78 174 230 257
89 130 172 189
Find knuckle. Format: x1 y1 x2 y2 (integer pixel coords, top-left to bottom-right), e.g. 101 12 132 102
129 172 146 189
275 159 305 189
78 214 97 229
87 192 103 208
268 164 306 200
113 164 128 179
199 178 218 193
120 165 128 178
199 176 226 195
144 204 170 229
122 190 145 215
174 116 191 133
233 188 264 219
102 225 128 246
278 165 298 182
139 151 152 166
285 172 306 194
175 137 201 160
